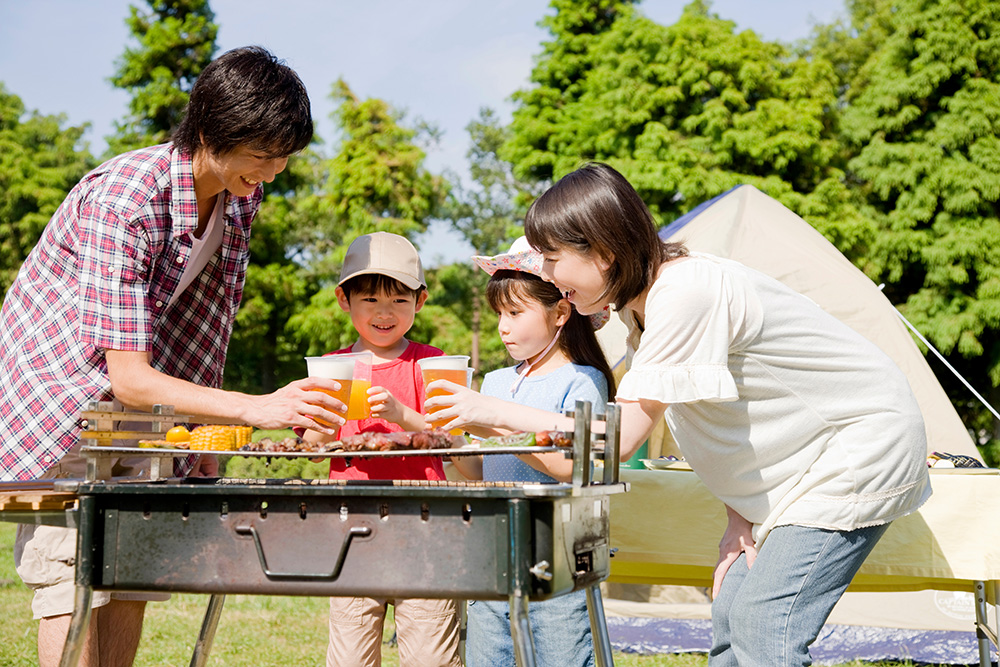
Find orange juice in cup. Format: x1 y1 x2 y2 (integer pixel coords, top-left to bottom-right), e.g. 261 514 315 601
305 352 374 424
417 355 472 433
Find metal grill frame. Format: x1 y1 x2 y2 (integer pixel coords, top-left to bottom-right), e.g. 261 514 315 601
50 400 626 667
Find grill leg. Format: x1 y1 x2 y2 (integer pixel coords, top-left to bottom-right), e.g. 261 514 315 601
509 591 536 667
189 594 226 667
974 581 998 667
58 584 94 667
586 585 615 666
508 498 537 667
61 494 96 667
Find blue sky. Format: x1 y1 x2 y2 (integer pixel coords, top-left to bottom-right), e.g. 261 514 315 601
0 0 845 264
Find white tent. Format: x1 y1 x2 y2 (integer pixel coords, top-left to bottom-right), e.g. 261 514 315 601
597 183 980 461
598 184 985 635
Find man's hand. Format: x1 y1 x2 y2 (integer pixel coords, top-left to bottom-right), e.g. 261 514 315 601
241 378 348 434
713 505 757 598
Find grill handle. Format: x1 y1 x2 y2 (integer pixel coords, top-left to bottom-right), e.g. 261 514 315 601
234 523 371 581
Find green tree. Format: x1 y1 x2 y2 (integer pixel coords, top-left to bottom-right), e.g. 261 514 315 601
504 0 638 183
505 0 871 257
0 85 94 297
107 0 217 155
288 81 449 357
840 0 1000 451
443 107 543 376
223 150 324 393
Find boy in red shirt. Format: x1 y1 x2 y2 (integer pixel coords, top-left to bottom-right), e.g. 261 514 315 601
304 232 462 667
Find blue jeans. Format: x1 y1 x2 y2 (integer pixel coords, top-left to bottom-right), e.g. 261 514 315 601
710 523 890 667
465 590 594 667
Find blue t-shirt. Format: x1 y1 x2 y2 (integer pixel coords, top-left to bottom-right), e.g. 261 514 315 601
479 363 608 483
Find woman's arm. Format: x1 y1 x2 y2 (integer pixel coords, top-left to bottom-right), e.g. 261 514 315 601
516 398 668 480
426 382 667 480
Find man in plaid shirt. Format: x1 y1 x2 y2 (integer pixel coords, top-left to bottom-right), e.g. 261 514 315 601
0 47 346 667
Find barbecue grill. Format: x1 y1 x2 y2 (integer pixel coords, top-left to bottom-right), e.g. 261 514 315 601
2 400 627 667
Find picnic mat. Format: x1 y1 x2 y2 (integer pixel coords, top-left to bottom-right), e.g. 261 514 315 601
606 617 980 665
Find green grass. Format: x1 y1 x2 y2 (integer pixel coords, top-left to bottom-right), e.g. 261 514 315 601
0 514 950 666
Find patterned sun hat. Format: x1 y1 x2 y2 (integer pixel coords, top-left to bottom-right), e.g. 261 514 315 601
471 236 542 276
472 237 610 331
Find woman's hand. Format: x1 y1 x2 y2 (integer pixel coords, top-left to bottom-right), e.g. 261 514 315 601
712 505 757 598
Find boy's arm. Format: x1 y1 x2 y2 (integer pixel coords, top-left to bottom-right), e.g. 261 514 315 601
368 385 426 432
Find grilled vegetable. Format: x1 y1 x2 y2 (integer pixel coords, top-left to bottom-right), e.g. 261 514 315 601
476 431 573 448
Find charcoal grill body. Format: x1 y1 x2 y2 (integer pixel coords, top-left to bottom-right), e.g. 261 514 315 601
54 400 625 667
72 480 615 600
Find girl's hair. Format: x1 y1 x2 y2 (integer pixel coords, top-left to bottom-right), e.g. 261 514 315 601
524 162 687 310
173 46 313 158
487 270 616 395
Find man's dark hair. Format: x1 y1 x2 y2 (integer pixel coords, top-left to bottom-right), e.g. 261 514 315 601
173 46 313 157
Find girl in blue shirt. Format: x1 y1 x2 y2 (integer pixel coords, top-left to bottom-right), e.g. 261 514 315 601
448 237 615 666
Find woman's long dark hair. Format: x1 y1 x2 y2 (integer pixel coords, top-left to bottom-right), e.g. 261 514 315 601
487 270 616 395
525 162 687 309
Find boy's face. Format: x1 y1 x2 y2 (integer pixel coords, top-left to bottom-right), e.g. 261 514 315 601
336 285 428 351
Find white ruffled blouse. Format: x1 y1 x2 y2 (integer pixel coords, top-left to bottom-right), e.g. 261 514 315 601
617 254 931 544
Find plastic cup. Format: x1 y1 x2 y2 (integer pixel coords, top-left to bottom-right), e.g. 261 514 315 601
418 355 472 433
305 351 374 423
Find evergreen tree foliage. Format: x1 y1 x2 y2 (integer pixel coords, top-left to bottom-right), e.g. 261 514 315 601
443 108 544 375
287 80 449 359
107 0 217 155
841 0 1000 444
504 0 869 257
0 86 94 298
223 151 324 393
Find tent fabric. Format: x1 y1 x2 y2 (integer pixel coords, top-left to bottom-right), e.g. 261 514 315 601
597 184 979 461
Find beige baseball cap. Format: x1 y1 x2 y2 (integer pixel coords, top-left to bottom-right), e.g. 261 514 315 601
338 232 426 289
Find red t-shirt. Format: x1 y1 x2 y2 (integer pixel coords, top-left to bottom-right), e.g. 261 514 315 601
327 342 447 481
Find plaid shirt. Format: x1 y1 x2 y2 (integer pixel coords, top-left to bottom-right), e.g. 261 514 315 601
0 144 262 481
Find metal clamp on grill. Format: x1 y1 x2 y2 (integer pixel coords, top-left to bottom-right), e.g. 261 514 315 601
45 400 629 667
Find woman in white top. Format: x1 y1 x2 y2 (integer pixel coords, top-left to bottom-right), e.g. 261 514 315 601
429 163 931 667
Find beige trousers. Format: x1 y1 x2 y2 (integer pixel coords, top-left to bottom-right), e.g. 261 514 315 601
327 595 462 667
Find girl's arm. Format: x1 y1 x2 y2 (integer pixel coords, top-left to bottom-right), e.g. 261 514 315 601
448 455 483 480
424 380 568 432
